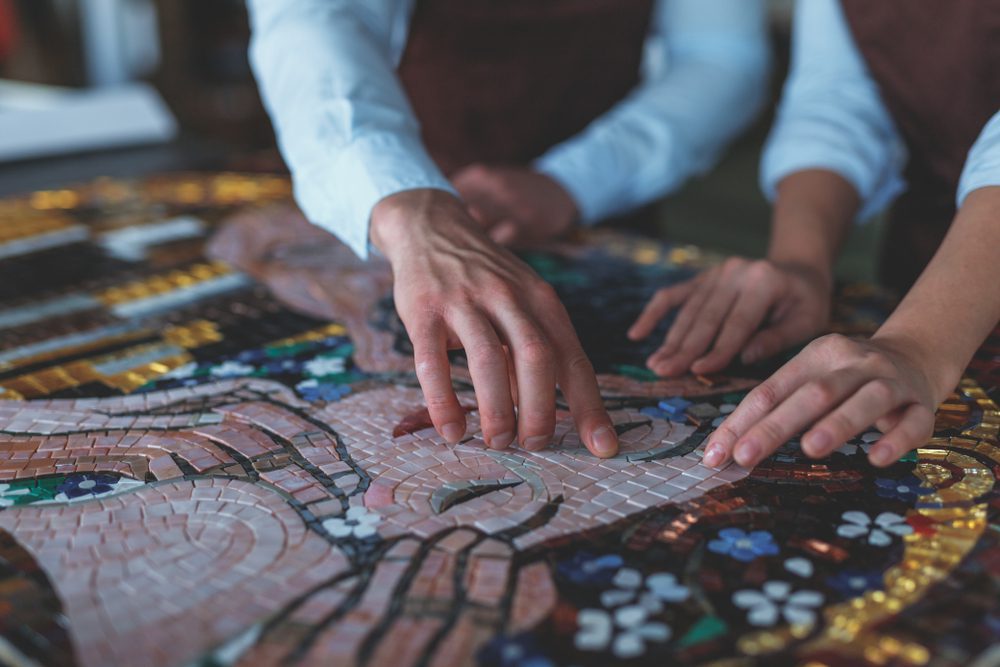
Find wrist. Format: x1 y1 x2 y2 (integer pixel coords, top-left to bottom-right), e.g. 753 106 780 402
369 188 466 262
871 326 964 401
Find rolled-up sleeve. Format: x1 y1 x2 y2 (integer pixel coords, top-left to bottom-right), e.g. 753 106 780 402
958 110 1000 205
535 0 771 225
247 0 455 258
760 0 907 222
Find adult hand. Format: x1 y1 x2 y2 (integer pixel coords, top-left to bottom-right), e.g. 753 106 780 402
370 188 618 458
627 257 832 376
702 333 942 469
451 164 578 246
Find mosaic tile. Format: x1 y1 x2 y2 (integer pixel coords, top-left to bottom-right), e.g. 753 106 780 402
0 175 997 667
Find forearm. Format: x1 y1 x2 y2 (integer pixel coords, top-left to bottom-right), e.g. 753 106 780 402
247 0 452 258
875 186 1000 398
535 0 769 223
767 169 860 285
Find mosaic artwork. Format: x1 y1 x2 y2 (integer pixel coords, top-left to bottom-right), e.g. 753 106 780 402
0 174 997 667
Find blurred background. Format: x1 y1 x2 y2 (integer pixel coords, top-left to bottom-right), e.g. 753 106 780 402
0 0 883 281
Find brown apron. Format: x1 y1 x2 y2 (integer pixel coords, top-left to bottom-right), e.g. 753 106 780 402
396 0 654 204
840 0 1000 292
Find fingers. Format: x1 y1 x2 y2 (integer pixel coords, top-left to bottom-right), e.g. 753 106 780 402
492 313 557 450
627 279 698 341
730 370 871 467
868 403 934 467
801 378 902 458
646 273 718 373
410 318 467 443
533 290 618 458
651 274 742 376
558 346 619 458
449 309 517 449
701 354 810 467
691 280 778 375
740 323 798 366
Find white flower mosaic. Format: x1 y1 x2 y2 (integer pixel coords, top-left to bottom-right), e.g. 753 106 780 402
304 355 346 377
164 362 198 379
835 430 881 455
210 361 256 378
322 506 382 539
732 581 824 628
575 568 688 658
837 510 912 547
0 483 30 508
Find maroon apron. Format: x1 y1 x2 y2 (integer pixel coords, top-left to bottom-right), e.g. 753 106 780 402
396 0 654 190
840 1 1000 292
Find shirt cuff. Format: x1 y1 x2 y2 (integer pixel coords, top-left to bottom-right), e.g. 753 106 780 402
957 111 1000 207
292 132 457 259
760 133 907 223
534 147 627 226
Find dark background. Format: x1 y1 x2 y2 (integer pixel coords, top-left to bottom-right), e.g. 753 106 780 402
0 0 884 281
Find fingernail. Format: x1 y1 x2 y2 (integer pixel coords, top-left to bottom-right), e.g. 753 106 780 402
869 445 894 466
803 431 830 456
591 426 618 457
734 440 759 467
523 436 550 451
442 423 465 443
703 442 725 466
489 431 514 449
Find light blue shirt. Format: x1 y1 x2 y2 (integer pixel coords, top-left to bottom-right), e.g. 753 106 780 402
247 0 770 258
762 0 1000 221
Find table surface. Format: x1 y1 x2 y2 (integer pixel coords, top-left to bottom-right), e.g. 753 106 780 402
0 173 997 667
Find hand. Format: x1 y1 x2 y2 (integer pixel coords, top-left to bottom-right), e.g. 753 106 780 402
703 333 944 469
627 257 832 376
370 188 618 458
451 164 579 246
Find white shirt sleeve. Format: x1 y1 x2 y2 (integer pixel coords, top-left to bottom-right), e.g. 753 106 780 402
760 0 908 221
246 0 454 259
958 110 1000 205
534 0 771 225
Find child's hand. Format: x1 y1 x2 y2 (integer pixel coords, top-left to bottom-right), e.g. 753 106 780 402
702 333 943 469
627 258 831 377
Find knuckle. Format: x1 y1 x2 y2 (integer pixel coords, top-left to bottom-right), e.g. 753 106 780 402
414 356 444 379
861 351 894 376
467 340 506 362
805 380 837 405
565 352 596 378
479 405 513 424
519 336 554 366
424 393 455 410
488 280 518 304
749 382 779 412
866 378 895 403
746 260 776 281
825 411 858 437
754 419 785 445
531 281 561 305
721 256 745 274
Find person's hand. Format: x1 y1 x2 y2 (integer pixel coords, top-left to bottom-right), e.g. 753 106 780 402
702 333 945 469
451 164 578 246
627 258 832 376
370 188 618 458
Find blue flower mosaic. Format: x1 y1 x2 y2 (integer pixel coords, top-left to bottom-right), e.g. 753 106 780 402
477 633 554 667
556 552 624 586
56 473 119 499
296 379 353 403
708 528 780 562
826 569 884 599
874 475 932 503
